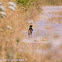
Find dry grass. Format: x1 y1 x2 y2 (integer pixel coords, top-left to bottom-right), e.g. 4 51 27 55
0 0 41 61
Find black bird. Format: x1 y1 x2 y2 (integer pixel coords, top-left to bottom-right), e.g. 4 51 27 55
28 25 33 35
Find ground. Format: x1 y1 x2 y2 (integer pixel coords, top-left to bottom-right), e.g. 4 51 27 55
0 0 62 62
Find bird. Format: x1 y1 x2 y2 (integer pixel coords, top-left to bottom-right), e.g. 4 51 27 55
28 25 33 36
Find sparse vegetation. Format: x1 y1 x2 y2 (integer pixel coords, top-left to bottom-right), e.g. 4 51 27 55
57 60 62 62
0 0 62 62
16 0 62 7
6 47 14 59
0 45 2 57
0 8 2 11
16 38 20 45
17 0 33 6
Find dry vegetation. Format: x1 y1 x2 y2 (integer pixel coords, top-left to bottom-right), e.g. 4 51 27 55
0 0 41 61
0 0 62 62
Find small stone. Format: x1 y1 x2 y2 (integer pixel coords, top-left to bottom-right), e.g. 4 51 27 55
28 20 34 23
7 26 12 30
